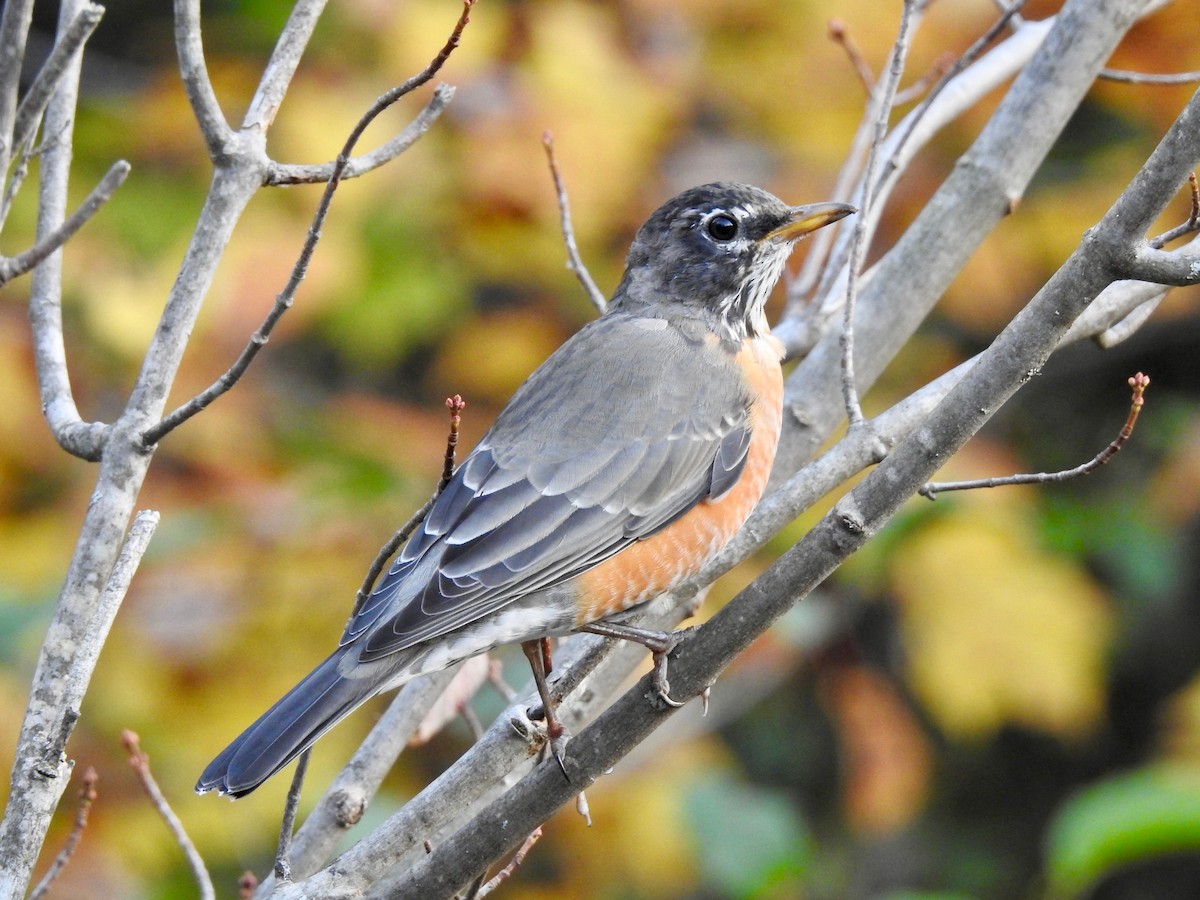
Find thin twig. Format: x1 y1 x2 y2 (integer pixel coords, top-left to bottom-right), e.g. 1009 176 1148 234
274 749 310 883
441 393 466 485
841 0 921 425
542 131 606 313
0 160 130 287
122 731 215 900
1099 67 1200 85
27 767 98 900
265 85 455 186
828 19 875 92
783 0 1031 356
474 828 543 898
1149 172 1199 248
173 0 233 153
347 394 466 622
0 0 35 178
144 0 476 446
894 52 955 105
11 3 104 154
920 373 1150 498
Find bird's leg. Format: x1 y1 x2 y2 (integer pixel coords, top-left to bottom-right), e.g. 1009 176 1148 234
577 621 694 708
520 638 569 777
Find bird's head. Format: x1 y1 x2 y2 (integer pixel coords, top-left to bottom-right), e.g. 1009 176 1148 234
613 182 855 340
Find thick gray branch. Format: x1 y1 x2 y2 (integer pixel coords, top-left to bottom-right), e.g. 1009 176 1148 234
383 75 1200 900
774 0 1148 482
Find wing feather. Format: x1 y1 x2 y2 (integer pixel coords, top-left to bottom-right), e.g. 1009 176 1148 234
349 313 757 662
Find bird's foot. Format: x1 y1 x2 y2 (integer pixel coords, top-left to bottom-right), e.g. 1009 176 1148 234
578 621 699 709
520 638 571 780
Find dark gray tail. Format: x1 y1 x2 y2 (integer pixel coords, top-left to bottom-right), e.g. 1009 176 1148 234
196 649 375 798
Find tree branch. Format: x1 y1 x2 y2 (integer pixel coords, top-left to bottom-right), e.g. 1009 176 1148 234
0 0 35 176
123 731 214 900
384 78 1200 900
0 159 129 289
26 1 111 462
774 0 1149 483
10 3 104 155
173 0 233 155
543 131 606 313
146 1 475 445
265 85 455 186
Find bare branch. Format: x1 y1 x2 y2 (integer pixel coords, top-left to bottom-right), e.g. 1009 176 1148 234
774 0 1150 484
26 768 98 900
1100 67 1200 85
0 0 35 174
1149 171 1199 248
920 373 1150 497
346 393 466 624
145 2 476 445
265 84 455 186
11 3 104 154
173 0 233 154
274 751 310 884
474 828 543 898
828 18 875 92
386 80 1200 900
122 731 214 900
26 2 119 462
242 0 328 134
840 0 921 425
261 668 459 888
783 1 1036 352
543 131 606 313
0 159 129 288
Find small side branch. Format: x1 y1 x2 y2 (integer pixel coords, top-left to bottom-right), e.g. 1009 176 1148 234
266 84 455 186
122 731 214 900
144 1 476 446
828 19 875 92
1099 67 1200 85
0 160 130 288
920 373 1150 498
542 131 606 313
273 750 310 883
26 767 98 900
473 827 543 898
173 0 233 154
1149 171 1199 249
840 0 921 425
348 395 466 621
10 3 104 154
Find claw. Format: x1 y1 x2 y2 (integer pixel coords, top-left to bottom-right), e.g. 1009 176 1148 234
650 650 685 708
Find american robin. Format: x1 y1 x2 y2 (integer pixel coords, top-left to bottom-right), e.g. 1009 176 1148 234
197 182 854 797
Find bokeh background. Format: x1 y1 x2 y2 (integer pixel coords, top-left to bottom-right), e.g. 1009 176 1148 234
2 0 1200 897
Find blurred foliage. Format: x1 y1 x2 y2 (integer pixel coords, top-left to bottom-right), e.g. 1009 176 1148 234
1 0 1199 897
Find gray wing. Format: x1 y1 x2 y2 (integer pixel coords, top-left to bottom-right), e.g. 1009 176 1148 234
343 313 753 662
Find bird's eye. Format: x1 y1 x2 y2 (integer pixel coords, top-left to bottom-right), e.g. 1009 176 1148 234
705 213 738 242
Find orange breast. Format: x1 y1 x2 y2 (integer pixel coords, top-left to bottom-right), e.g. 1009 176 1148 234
573 334 784 624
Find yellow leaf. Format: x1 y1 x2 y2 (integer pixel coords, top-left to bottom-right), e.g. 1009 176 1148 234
892 505 1114 740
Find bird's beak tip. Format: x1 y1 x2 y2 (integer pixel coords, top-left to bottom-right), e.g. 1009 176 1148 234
765 201 857 243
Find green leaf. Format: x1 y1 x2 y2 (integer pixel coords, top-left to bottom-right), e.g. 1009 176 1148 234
1045 765 1200 897
684 772 812 898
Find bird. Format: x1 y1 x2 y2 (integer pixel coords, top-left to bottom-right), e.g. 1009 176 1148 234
196 182 854 798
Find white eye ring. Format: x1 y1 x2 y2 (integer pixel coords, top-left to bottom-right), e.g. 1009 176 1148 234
704 211 739 242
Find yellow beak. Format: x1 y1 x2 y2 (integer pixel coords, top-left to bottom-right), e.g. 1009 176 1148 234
763 201 857 243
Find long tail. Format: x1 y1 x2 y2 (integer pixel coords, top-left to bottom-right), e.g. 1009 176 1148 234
196 649 379 798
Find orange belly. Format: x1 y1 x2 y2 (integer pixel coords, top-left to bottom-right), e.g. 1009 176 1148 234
573 335 783 624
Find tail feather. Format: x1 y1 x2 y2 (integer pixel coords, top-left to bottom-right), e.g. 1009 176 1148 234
196 649 376 798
